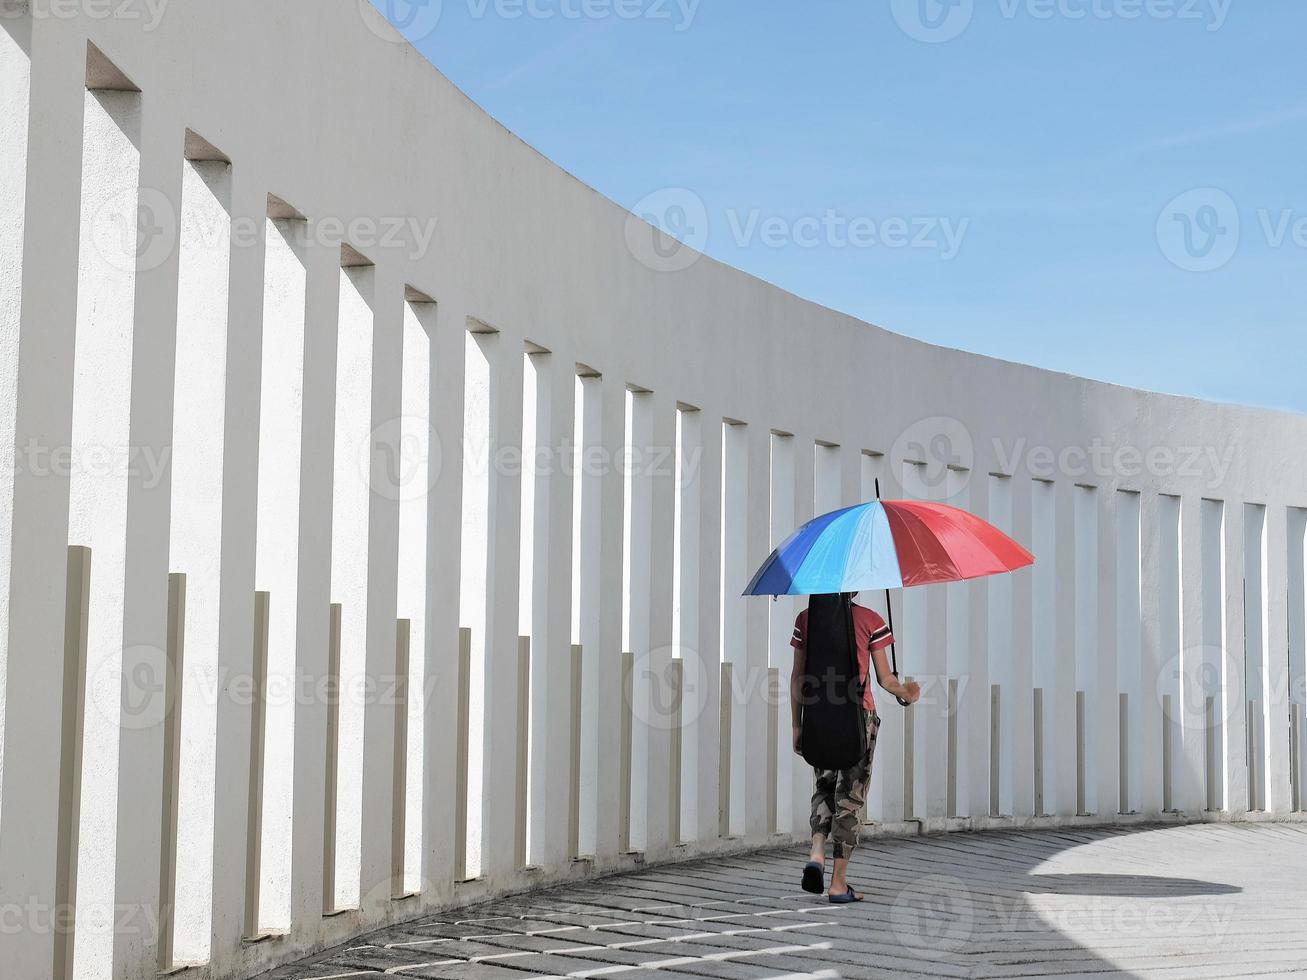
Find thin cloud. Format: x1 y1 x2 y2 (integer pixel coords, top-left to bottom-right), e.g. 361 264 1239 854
482 18 619 91
1119 103 1307 156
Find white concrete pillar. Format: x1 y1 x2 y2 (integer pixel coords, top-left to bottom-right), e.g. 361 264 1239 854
207 165 271 971
692 405 723 844
1158 495 1184 811
479 331 524 882
1289 509 1307 810
1178 495 1207 814
743 422 773 839
516 346 552 867
420 299 468 905
1009 477 1035 818
1200 498 1227 812
964 469 990 818
533 351 575 868
287 230 345 930
785 435 817 829
643 391 677 856
0 24 86 980
1030 480 1058 814
768 433 796 832
1093 488 1120 818
719 420 749 837
516 349 540 865
457 326 494 880
594 379 628 859
985 474 1015 817
674 406 709 843
1051 479 1078 817
945 468 972 819
860 452 899 824
357 264 404 913
327 256 378 910
1137 492 1167 817
0 14 32 825
903 458 946 821
1073 484 1098 816
162 141 234 972
571 371 603 857
1223 502 1248 814
70 63 146 980
622 388 653 852
251 204 310 933
1263 504 1291 813
394 295 436 894
1114 491 1142 814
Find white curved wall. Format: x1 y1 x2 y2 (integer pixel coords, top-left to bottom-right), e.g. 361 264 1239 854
1 3 1306 979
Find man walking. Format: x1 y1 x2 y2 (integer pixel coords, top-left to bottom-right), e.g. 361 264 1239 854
790 593 920 903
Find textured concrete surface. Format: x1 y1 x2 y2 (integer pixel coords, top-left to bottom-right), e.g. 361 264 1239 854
261 823 1307 979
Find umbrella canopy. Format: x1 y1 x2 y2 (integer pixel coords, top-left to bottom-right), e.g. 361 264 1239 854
744 499 1034 597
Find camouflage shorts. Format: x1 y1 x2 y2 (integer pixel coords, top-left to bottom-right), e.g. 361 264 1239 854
810 712 880 860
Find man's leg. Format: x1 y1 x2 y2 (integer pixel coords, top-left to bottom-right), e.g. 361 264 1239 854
810 768 837 863
829 715 880 896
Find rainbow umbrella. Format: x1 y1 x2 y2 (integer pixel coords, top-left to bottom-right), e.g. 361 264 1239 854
744 497 1032 597
745 491 1034 705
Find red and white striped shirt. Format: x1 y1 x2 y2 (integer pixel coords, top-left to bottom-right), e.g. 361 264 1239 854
790 603 894 711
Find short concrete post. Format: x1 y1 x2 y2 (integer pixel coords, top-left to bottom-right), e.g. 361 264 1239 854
245 591 271 939
946 678 959 818
1247 699 1263 811
619 652 634 854
1076 690 1088 817
1293 703 1307 813
1162 693 1173 812
719 662 733 838
1119 692 1130 814
568 644 583 860
767 666 779 834
903 677 915 821
392 620 411 895
158 573 187 972
455 627 472 879
990 684 1001 817
515 636 531 868
669 659 684 845
1033 687 1045 817
55 546 92 980
323 603 343 912
1206 696 1220 812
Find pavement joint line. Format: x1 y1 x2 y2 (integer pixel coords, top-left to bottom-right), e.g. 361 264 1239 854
627 899 735 913
381 917 840 968
508 941 837 979
546 918 836 953
379 906 815 951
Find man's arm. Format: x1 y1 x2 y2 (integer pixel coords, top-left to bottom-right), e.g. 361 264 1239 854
871 646 921 705
790 647 806 753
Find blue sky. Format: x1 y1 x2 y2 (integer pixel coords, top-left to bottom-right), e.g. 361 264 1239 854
373 0 1305 413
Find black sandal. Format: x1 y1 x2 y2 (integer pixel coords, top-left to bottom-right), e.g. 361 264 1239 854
801 861 825 894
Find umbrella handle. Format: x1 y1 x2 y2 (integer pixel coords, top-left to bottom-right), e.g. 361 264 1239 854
892 673 911 709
